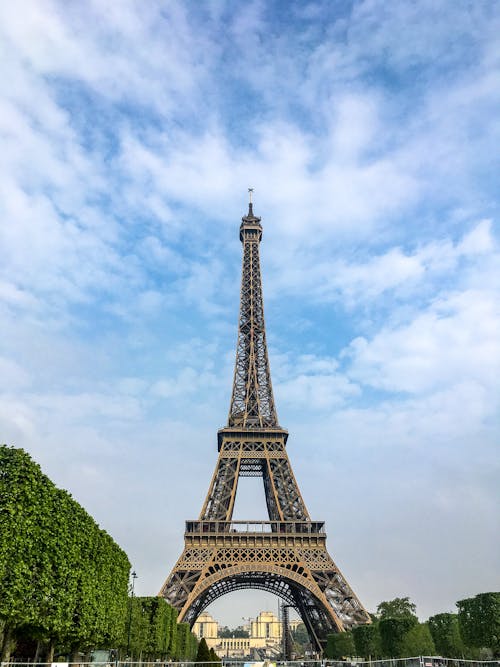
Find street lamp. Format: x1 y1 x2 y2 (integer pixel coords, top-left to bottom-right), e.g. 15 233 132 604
126 570 138 658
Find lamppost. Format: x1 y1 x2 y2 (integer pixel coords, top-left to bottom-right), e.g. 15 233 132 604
126 570 138 658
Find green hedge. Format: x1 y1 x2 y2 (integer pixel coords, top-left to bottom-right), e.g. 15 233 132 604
0 446 130 661
124 598 197 660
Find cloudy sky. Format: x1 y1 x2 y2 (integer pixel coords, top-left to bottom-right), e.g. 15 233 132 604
1 0 499 626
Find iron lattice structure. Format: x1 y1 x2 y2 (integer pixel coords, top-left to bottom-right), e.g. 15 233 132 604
159 200 370 651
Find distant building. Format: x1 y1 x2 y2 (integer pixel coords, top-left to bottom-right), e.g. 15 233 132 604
193 611 218 640
193 610 300 658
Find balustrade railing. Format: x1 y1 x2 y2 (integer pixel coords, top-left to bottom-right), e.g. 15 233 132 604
185 520 325 535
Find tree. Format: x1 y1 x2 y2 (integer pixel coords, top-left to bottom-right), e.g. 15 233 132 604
188 632 199 660
125 597 149 659
209 647 221 662
292 622 309 644
167 607 178 658
379 617 417 657
157 601 175 658
125 597 173 660
292 622 310 655
353 622 381 659
218 625 249 638
428 613 465 657
0 447 55 660
175 622 197 660
325 632 355 659
196 637 210 662
457 592 500 656
123 597 182 660
400 623 435 657
0 446 130 662
377 597 418 621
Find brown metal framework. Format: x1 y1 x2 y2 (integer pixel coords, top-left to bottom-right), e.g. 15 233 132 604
159 199 370 651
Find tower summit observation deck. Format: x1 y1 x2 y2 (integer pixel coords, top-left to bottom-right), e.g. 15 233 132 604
159 193 370 652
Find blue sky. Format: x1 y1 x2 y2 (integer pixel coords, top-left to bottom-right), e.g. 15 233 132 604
1 0 499 625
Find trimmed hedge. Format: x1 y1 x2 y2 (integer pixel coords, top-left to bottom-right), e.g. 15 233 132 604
0 446 130 661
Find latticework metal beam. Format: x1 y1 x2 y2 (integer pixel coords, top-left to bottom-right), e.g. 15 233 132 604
159 199 371 653
228 204 278 429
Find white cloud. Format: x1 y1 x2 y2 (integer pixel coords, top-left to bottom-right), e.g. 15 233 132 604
0 1 209 112
150 366 219 400
457 219 495 255
277 372 360 411
0 358 32 389
347 287 500 395
31 391 144 423
268 219 498 309
308 380 496 452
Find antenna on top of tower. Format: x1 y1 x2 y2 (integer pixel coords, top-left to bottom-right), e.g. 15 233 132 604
247 187 255 217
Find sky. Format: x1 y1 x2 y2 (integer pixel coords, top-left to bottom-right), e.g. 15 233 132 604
0 0 499 628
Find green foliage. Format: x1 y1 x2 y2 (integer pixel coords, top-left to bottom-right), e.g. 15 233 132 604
292 622 309 644
379 617 417 657
196 637 211 662
399 622 435 657
174 621 198 660
376 597 422 658
158 600 175 657
428 613 465 657
209 646 221 662
325 631 355 659
126 597 150 658
291 622 310 654
457 592 500 654
167 606 178 658
175 622 189 660
194 640 220 663
0 445 130 660
353 622 381 658
0 447 55 631
124 597 180 660
189 631 199 660
377 597 418 621
142 598 172 657
219 625 249 638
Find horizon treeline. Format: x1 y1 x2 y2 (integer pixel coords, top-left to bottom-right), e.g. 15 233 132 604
326 595 500 660
0 446 198 663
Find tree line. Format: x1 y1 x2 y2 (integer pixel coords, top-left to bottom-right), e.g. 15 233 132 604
0 446 199 662
326 595 500 660
126 597 200 662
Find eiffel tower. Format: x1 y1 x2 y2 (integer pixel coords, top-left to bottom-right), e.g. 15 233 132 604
159 194 370 651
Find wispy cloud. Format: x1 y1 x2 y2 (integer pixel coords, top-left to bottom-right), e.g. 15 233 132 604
0 0 498 623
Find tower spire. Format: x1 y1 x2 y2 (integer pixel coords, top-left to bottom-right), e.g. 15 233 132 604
159 199 372 650
228 193 278 428
243 187 259 223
